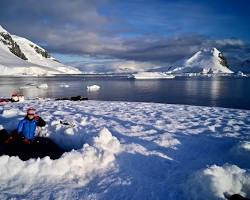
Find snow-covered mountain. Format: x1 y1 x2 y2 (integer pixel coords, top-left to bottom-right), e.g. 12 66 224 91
168 48 234 74
0 25 81 76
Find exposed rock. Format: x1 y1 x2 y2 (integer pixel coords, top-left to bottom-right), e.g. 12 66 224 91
34 46 51 58
0 32 27 60
218 52 229 68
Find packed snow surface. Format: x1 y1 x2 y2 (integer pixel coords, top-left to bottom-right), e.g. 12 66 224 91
0 100 250 200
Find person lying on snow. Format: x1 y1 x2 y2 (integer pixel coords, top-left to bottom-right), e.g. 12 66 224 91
4 108 46 145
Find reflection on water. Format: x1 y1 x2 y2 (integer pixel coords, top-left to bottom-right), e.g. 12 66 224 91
210 79 221 106
0 76 250 109
133 80 161 92
184 79 199 96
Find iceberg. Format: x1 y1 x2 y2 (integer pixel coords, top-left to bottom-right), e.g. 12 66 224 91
132 72 175 79
87 85 101 91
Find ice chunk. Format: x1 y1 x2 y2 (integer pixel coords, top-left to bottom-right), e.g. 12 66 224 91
59 84 69 88
87 85 101 91
37 84 48 89
236 71 247 77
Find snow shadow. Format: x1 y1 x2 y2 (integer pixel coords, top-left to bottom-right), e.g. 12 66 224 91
78 131 250 200
0 130 65 161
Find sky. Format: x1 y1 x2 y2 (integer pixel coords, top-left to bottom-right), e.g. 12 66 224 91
0 0 250 70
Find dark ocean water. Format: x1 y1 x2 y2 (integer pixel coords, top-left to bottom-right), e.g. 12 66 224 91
0 76 250 110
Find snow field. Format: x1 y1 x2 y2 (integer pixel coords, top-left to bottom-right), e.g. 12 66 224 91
0 100 250 199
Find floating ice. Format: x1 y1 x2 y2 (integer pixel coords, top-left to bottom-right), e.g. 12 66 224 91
132 72 175 79
87 85 101 91
37 83 48 89
59 84 69 88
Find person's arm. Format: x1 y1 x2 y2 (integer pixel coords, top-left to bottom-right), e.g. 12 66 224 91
35 116 46 127
17 120 24 134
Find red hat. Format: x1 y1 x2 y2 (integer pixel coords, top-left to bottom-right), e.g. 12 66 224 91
27 107 36 115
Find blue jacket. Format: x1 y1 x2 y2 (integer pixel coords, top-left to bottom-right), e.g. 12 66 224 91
17 116 46 140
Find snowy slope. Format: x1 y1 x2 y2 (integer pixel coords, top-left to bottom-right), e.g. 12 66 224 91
0 100 250 200
0 25 81 76
0 41 61 76
169 48 234 74
0 26 8 33
12 35 81 74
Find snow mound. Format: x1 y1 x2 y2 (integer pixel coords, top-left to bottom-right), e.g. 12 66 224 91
154 133 181 148
1 108 23 118
94 128 121 154
240 141 250 151
0 128 120 199
187 164 250 200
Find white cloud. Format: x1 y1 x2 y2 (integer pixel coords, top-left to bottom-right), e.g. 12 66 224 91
215 39 244 46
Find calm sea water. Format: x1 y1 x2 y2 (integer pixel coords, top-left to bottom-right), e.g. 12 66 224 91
0 76 250 110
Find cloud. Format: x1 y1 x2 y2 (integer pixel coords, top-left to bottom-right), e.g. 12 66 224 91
215 39 244 46
0 0 249 71
0 0 109 46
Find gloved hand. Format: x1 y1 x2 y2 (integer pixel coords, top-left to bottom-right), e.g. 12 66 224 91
34 115 40 121
23 139 31 145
